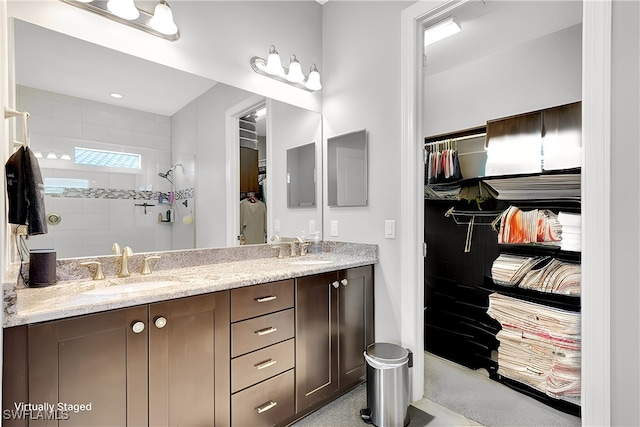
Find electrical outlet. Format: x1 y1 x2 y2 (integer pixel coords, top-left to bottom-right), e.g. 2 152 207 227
330 220 339 237
274 219 281 233
309 220 316 235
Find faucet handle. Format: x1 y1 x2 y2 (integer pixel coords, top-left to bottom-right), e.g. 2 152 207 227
300 242 311 256
271 245 284 259
111 243 121 255
123 246 133 256
141 256 161 275
80 261 106 280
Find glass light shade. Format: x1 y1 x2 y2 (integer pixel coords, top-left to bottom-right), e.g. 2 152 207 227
107 0 140 20
287 55 305 83
149 0 178 36
305 65 322 91
424 16 461 46
60 153 72 161
46 152 58 160
34 151 43 158
264 46 284 76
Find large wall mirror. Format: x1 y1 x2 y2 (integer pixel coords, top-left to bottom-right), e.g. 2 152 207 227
11 19 323 259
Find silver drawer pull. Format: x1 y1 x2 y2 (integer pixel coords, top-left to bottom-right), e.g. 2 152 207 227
255 359 277 370
255 326 278 336
255 295 277 303
256 400 278 414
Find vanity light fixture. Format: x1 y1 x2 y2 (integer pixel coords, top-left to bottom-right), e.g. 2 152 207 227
251 45 322 92
46 152 58 160
59 0 180 41
110 93 124 99
424 16 461 47
60 153 72 161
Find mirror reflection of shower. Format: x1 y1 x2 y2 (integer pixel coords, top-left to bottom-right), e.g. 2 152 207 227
158 163 182 185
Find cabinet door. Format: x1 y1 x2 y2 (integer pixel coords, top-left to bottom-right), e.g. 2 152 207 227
295 272 339 412
240 146 259 193
338 266 375 391
149 291 230 426
28 305 149 427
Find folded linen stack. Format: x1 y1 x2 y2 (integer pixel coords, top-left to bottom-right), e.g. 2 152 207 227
487 293 581 405
558 212 581 252
491 254 581 295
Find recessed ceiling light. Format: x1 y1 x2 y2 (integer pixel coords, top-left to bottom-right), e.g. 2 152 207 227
110 93 124 99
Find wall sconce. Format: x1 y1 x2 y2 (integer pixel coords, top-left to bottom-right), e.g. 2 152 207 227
424 16 461 47
59 0 180 41
250 45 322 92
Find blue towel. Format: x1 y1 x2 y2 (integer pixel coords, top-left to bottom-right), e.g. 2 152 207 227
5 146 48 235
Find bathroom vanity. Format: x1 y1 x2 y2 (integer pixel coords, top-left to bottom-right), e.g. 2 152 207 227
2 242 376 426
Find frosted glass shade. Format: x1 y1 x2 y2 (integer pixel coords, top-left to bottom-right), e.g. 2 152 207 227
149 0 178 35
265 46 284 76
287 56 305 83
107 0 139 20
305 65 322 91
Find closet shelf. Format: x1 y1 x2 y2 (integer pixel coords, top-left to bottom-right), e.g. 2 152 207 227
481 277 581 312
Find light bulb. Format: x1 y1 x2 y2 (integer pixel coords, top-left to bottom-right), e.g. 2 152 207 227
264 45 284 76
107 0 139 20
149 0 178 36
305 64 322 91
287 55 305 83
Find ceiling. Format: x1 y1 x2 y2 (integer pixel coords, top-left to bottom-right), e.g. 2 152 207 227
13 1 582 116
14 19 217 116
423 0 583 76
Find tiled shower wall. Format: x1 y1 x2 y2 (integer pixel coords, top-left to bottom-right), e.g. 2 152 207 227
16 85 178 259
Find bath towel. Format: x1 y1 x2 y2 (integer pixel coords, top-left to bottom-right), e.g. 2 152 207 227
5 146 48 235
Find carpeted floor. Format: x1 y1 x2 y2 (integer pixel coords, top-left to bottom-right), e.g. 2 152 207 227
423 352 581 426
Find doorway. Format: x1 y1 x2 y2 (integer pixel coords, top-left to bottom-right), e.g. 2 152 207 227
400 1 612 425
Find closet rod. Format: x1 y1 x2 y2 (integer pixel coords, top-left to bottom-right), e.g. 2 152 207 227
424 132 486 146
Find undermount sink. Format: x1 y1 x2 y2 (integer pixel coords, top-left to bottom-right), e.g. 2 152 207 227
289 260 333 266
82 280 179 296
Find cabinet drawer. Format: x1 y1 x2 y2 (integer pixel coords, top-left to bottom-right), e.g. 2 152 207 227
232 309 294 357
232 369 294 427
231 280 294 322
232 339 295 393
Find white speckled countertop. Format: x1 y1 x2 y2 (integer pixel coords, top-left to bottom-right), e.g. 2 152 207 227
3 242 377 327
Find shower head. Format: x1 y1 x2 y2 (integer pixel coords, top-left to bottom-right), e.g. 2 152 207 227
158 163 182 184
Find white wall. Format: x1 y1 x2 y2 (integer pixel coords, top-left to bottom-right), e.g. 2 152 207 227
610 0 640 424
424 24 582 136
322 1 415 344
17 86 173 258
7 1 323 113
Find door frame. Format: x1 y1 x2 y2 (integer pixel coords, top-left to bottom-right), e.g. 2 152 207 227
225 95 269 246
400 1 612 425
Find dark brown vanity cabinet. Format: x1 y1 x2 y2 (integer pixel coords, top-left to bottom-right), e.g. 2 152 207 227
295 265 374 415
26 292 230 426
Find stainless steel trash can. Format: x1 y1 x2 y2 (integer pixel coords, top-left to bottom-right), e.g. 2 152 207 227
363 343 410 427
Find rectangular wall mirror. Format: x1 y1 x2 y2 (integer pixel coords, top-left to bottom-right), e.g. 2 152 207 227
327 129 368 207
287 142 316 208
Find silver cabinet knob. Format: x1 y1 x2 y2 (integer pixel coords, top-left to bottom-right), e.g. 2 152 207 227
341 279 348 286
332 281 339 289
154 316 167 329
132 321 145 334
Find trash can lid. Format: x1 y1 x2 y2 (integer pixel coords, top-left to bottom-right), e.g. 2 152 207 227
365 342 409 364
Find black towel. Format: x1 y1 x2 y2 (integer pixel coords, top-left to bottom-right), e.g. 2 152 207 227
5 146 48 235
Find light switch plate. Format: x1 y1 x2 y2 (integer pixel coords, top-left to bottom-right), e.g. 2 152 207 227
330 220 339 237
309 220 316 235
274 219 281 233
385 220 396 239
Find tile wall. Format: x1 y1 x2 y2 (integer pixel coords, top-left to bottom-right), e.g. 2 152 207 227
16 85 180 258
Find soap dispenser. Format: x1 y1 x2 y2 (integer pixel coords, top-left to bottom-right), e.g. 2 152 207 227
310 232 322 254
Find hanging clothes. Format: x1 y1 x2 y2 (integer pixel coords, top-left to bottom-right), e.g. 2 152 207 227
425 140 463 185
5 145 47 235
239 196 266 244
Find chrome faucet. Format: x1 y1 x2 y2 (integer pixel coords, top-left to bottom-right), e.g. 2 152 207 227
291 237 306 257
118 246 133 277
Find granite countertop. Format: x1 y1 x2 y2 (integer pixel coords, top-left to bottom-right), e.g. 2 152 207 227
3 242 378 327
